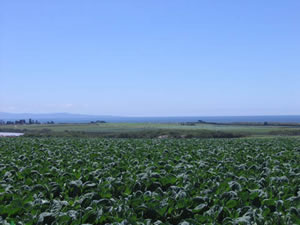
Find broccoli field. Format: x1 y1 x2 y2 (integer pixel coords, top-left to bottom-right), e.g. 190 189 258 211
0 137 300 225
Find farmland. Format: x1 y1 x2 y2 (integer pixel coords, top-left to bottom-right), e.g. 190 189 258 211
1 122 300 138
1 137 300 224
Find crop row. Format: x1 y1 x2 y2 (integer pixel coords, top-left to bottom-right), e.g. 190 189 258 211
0 137 300 224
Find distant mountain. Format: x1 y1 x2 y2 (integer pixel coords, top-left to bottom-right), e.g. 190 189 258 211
1 112 300 123
0 112 120 123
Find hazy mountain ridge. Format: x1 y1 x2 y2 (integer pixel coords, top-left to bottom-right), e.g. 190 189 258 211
0 112 119 123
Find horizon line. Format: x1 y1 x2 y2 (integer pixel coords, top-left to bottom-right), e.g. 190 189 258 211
1 112 300 118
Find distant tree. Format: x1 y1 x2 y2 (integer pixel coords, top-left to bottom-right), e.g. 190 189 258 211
16 120 25 125
264 122 268 126
95 120 106 123
0 120 4 125
6 121 14 125
45 121 55 124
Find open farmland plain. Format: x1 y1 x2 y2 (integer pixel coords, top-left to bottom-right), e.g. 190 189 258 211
1 137 300 224
1 122 300 138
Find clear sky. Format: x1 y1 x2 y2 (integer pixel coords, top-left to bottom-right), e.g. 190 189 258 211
1 1 299 116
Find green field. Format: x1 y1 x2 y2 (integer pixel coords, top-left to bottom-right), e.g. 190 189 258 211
0 137 300 224
1 122 300 138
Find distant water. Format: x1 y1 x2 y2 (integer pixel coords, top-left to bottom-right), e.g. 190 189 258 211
0 132 24 137
2 113 300 123
109 115 300 123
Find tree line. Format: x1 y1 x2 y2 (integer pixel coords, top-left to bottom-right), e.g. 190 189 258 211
0 119 55 125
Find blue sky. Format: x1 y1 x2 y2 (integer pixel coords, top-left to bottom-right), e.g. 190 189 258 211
1 1 299 116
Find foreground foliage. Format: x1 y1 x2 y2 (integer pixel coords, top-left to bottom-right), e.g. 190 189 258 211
0 137 300 224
